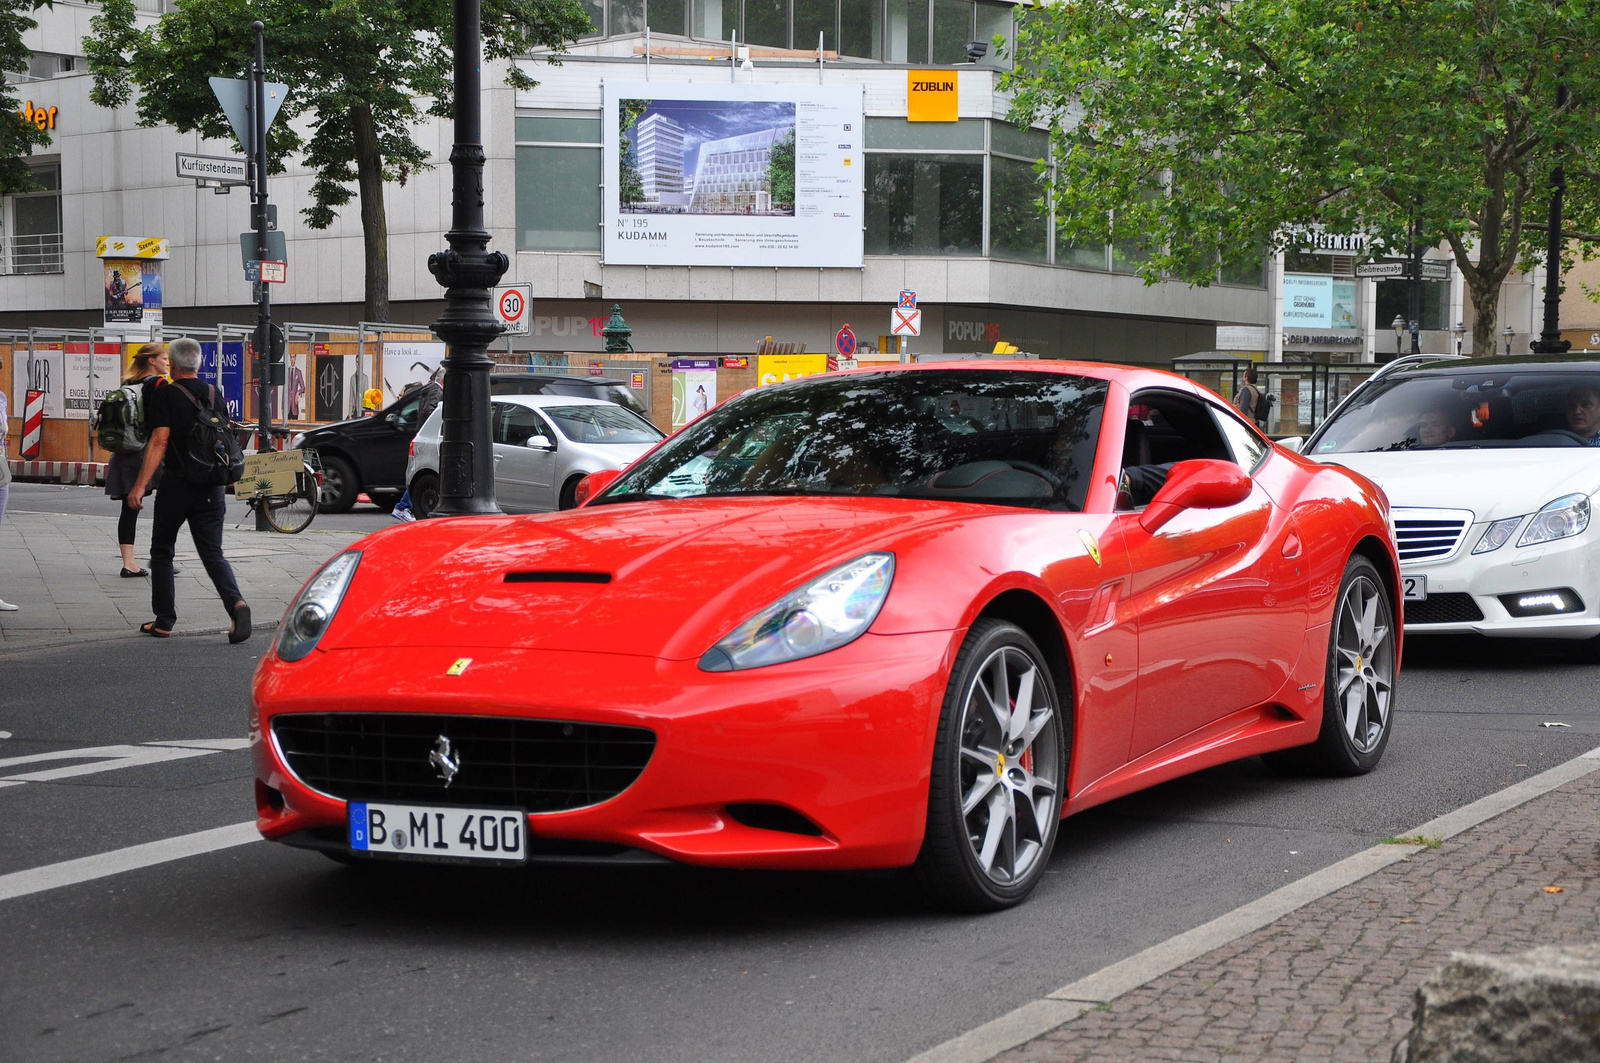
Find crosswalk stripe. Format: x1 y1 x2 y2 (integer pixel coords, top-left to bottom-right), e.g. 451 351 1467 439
0 822 260 903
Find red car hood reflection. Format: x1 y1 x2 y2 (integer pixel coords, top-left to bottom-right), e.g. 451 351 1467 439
321 497 970 658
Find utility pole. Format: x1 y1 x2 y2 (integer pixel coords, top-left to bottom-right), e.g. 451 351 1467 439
251 21 273 530
1531 82 1573 355
428 0 506 515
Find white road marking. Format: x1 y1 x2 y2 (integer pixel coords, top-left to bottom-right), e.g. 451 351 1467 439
0 738 250 789
904 741 1600 1063
0 822 259 903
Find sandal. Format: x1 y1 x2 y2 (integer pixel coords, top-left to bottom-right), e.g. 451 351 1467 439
228 601 252 644
139 621 172 638
120 567 148 578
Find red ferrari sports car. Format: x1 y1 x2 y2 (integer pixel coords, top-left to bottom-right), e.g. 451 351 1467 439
252 361 1400 910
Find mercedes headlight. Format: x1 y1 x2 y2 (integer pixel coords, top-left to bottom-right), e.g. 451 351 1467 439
1472 517 1523 554
288 432 305 449
275 551 361 662
699 553 895 672
1518 494 1590 548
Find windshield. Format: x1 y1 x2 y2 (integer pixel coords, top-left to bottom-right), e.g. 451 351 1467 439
595 370 1108 511
545 405 663 444
1315 371 1600 453
546 380 648 416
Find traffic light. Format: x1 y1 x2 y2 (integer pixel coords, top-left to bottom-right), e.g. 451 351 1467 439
254 322 287 385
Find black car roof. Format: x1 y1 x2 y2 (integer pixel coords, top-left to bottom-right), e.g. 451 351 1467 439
1390 353 1600 377
489 373 629 386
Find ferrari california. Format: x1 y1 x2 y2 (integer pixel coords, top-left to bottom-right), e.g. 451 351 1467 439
253 362 1401 910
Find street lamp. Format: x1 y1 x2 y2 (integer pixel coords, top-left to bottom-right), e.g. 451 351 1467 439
1454 320 1466 356
1392 314 1406 359
427 0 508 515
1503 324 1515 356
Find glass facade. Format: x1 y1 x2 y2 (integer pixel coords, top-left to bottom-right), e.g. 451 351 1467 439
864 154 983 256
516 119 603 251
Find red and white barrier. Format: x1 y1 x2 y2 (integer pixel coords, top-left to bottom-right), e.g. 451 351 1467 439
21 389 43 459
6 460 106 485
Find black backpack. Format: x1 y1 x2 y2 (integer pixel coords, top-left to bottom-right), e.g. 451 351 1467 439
173 383 245 487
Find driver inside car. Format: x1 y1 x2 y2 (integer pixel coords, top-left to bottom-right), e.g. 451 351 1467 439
1566 383 1600 445
1417 408 1458 448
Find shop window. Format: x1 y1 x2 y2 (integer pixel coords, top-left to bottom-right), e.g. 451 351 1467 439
841 0 883 58
931 0 973 64
648 0 688 34
515 117 602 143
989 121 1046 160
744 0 787 46
887 0 930 63
1376 280 1448 332
865 117 985 150
611 0 644 33
516 143 602 251
989 155 1047 263
865 154 983 256
2 158 62 275
794 0 835 51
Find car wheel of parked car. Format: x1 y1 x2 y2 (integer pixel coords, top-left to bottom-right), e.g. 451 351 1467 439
914 619 1067 912
410 473 440 520
318 455 359 514
559 474 585 511
1266 555 1396 776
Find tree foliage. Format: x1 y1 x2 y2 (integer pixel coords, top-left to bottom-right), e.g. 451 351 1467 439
767 128 795 211
85 0 591 320
1 0 54 196
617 98 646 208
1005 0 1600 355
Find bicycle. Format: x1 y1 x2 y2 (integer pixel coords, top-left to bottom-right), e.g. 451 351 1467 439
230 423 323 534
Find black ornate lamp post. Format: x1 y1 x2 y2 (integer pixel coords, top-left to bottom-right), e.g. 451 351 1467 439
427 0 508 516
1531 83 1572 355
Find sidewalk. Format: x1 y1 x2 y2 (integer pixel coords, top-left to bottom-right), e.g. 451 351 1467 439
0 508 364 647
990 767 1600 1063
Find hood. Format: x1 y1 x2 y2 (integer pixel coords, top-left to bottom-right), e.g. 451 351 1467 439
322 497 973 658
1324 449 1600 521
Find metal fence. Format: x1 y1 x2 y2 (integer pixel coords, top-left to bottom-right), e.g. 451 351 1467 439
1 233 64 275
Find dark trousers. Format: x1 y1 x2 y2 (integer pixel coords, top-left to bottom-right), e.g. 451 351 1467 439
118 499 140 546
150 474 242 630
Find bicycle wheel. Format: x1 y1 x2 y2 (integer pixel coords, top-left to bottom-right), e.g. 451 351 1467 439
263 473 319 534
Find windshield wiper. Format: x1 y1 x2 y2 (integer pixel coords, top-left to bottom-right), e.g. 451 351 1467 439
590 491 666 505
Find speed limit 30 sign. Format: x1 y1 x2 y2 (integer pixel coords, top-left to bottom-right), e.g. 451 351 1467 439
493 284 532 335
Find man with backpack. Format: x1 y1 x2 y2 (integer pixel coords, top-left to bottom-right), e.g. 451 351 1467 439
126 337 251 642
1233 362 1274 430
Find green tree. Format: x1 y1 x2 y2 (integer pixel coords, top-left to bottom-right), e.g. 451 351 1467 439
767 128 795 212
85 0 591 321
617 98 646 210
1 0 54 196
1005 0 1600 356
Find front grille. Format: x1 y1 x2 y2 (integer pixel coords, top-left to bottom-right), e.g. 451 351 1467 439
1393 508 1473 562
1406 593 1484 625
272 713 656 813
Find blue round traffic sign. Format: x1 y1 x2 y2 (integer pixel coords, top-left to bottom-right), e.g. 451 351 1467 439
835 325 857 358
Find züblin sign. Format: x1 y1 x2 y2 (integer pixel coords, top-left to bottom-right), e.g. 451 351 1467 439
907 71 958 122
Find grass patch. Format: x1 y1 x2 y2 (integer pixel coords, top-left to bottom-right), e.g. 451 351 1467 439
1381 834 1443 849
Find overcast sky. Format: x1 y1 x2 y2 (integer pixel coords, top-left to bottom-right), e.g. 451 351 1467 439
628 99 795 172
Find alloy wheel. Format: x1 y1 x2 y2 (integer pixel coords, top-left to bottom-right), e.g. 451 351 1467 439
1334 574 1394 754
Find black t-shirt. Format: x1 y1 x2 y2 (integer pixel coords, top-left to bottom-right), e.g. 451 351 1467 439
147 377 226 470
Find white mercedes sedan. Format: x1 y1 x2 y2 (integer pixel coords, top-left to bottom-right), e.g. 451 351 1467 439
1292 355 1600 646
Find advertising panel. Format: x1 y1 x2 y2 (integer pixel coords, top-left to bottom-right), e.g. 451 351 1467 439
13 348 64 419
103 260 163 334
1281 275 1357 330
757 353 828 387
62 344 122 421
603 81 863 268
198 342 247 421
671 360 718 428
380 341 446 405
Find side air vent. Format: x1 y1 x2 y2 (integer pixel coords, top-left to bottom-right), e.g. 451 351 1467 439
504 571 612 584
726 803 825 837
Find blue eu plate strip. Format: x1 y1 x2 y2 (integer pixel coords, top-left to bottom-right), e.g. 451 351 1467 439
349 802 369 850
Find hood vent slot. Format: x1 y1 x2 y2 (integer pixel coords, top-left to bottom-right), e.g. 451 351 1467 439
505 571 612 584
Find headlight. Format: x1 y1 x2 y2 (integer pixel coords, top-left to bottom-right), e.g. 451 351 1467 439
1518 494 1590 548
699 553 895 672
288 432 305 449
275 551 361 662
1472 517 1523 554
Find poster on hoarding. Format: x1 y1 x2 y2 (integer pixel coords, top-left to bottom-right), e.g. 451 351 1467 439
603 81 863 268
102 261 163 334
63 346 122 420
757 353 828 387
13 348 64 419
380 341 446 405
671 366 717 428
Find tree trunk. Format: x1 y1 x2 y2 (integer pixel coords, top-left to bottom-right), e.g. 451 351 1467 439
351 103 389 323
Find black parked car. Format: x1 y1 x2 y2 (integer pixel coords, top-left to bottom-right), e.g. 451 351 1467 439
296 374 646 513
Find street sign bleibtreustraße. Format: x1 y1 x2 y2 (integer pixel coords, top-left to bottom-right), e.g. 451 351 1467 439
1355 259 1450 281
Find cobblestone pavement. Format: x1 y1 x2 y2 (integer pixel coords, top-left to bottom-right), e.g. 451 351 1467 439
0 508 364 647
993 771 1600 1063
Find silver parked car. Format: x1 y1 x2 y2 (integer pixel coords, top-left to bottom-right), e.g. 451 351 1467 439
405 394 665 516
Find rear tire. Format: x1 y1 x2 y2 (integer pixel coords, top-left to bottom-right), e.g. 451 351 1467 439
410 472 440 520
913 619 1067 912
318 455 358 514
1265 555 1396 776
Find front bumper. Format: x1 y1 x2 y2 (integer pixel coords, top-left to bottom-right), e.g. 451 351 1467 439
1402 525 1600 639
251 631 958 870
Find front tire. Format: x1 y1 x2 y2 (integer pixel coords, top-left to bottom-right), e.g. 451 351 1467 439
318 454 358 514
914 619 1068 911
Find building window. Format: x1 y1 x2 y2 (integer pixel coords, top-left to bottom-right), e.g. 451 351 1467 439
1376 280 1449 332
577 0 604 35
989 155 1046 263
841 2 883 58
515 118 603 252
743 0 787 46
865 154 983 255
1 158 63 275
650 1 1012 62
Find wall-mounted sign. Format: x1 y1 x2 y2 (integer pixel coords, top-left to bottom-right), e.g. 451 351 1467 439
720 356 748 369
757 353 827 387
1281 275 1357 330
907 71 958 122
604 80 863 268
21 101 57 131
96 235 170 260
176 153 248 184
1216 325 1270 351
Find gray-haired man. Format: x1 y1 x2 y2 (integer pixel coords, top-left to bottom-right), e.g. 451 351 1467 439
128 337 250 642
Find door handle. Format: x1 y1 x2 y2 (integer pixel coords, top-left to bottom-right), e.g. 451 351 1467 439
1281 530 1302 559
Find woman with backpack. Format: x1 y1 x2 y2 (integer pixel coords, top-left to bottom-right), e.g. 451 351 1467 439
102 342 168 578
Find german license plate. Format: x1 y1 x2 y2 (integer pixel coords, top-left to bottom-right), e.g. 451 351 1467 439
348 802 527 863
1401 574 1427 601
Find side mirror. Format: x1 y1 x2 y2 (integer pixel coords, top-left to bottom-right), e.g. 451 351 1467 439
574 468 622 506
383 412 399 426
526 434 554 451
1139 459 1252 533
1277 436 1304 454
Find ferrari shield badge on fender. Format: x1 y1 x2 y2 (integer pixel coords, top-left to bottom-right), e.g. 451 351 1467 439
447 658 472 676
1078 530 1102 567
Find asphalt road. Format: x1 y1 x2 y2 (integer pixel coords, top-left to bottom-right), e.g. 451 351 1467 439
2 533 1598 1061
5 482 398 535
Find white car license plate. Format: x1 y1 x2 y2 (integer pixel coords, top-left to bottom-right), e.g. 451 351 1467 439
1401 574 1427 601
348 802 527 863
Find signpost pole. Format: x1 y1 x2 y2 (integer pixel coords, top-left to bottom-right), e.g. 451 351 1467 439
250 22 272 530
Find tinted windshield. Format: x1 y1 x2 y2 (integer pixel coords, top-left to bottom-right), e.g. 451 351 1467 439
545 380 648 416
1316 371 1600 453
595 370 1108 511
545 405 662 444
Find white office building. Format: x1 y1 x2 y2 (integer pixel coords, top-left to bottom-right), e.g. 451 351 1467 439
688 127 784 215
633 112 686 206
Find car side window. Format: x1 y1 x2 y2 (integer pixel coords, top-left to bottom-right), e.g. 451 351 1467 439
1211 406 1270 472
392 395 423 430
499 406 549 447
1119 390 1234 509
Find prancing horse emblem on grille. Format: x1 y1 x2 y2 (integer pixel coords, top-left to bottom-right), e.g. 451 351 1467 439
428 736 461 787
